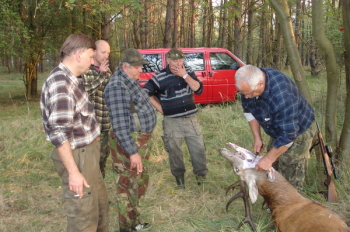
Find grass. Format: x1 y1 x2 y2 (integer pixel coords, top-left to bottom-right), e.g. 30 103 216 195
0 69 349 231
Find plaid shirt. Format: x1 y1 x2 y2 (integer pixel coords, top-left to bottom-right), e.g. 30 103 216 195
104 68 157 156
241 68 315 148
40 63 100 150
143 65 203 118
82 65 112 132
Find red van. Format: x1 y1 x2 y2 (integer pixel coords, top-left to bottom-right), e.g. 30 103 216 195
138 48 245 104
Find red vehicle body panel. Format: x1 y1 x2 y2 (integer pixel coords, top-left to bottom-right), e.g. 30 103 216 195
138 48 245 104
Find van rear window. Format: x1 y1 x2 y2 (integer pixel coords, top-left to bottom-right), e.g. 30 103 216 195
184 53 204 71
142 54 162 73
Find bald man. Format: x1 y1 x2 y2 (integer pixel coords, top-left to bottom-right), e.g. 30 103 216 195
82 40 112 178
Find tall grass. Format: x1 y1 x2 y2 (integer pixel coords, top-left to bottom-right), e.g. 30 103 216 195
0 71 349 232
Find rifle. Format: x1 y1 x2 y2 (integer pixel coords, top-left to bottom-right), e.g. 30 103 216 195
315 121 339 201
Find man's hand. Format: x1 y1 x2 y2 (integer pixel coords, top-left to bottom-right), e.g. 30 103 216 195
170 64 187 77
255 155 274 171
68 170 90 199
253 139 264 154
99 59 109 72
255 146 289 171
130 153 143 175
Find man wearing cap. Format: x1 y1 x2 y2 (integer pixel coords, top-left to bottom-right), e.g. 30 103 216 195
143 48 208 189
104 48 157 232
82 40 112 178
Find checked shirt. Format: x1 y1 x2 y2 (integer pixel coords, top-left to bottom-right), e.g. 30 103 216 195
241 68 315 148
104 69 157 156
40 62 100 150
83 65 112 132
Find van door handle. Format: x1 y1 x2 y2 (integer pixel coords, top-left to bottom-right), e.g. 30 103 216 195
209 71 213 77
202 72 206 77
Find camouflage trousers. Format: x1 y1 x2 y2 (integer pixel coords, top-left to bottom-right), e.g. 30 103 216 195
269 121 316 192
110 132 153 232
99 130 110 178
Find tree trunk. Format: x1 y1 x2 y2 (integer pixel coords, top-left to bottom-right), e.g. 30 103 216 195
312 0 339 148
269 0 313 104
233 0 242 58
246 0 255 64
188 0 196 47
338 0 350 165
207 2 214 47
202 0 208 47
24 55 38 99
172 0 179 47
163 0 174 48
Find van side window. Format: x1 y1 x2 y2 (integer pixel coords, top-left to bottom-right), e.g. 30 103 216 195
142 54 162 72
210 52 239 70
184 53 204 71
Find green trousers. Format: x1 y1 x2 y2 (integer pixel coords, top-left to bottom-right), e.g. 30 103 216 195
269 122 316 192
110 132 152 232
51 141 109 232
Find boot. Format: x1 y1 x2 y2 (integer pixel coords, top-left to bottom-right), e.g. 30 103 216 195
196 174 206 185
175 174 185 189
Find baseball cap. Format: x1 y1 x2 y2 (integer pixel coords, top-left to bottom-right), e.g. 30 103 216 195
167 48 185 59
120 48 148 66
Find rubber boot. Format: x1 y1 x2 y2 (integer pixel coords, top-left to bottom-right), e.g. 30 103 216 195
175 174 185 189
196 174 206 185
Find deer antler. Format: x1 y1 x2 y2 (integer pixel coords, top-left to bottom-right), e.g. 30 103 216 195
226 180 257 232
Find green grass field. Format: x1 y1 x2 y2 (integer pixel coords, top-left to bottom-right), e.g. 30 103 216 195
0 69 349 231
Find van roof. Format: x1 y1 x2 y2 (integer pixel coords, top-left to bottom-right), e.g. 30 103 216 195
138 47 232 52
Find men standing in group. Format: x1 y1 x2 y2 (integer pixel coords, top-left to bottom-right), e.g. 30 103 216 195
235 64 315 192
82 40 112 178
40 33 109 232
104 48 157 232
143 48 208 189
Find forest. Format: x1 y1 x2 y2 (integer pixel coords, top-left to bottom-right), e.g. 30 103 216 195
0 0 349 162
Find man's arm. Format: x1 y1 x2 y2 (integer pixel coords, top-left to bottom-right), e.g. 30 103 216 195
248 119 264 154
149 96 163 114
171 65 201 92
255 146 289 171
105 82 139 156
83 65 111 95
56 141 89 198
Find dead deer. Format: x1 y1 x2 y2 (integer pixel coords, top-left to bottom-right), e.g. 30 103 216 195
220 143 350 232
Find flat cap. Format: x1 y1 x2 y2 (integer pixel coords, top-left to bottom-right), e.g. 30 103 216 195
167 48 185 59
120 48 148 66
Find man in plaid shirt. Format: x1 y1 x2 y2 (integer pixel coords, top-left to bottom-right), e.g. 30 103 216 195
105 48 156 232
83 40 112 178
235 65 315 192
40 34 109 231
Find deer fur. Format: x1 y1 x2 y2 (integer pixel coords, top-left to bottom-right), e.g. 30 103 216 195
220 147 350 232
244 169 349 232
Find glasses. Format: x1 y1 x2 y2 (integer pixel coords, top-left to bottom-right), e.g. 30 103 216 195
240 84 258 98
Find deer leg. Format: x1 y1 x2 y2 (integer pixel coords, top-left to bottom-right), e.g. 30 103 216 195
226 180 257 232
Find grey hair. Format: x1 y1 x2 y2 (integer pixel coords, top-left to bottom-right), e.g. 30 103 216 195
119 62 131 68
235 65 264 90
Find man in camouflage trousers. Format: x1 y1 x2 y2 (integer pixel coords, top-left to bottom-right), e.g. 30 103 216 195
104 48 157 232
235 65 316 192
83 40 112 178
